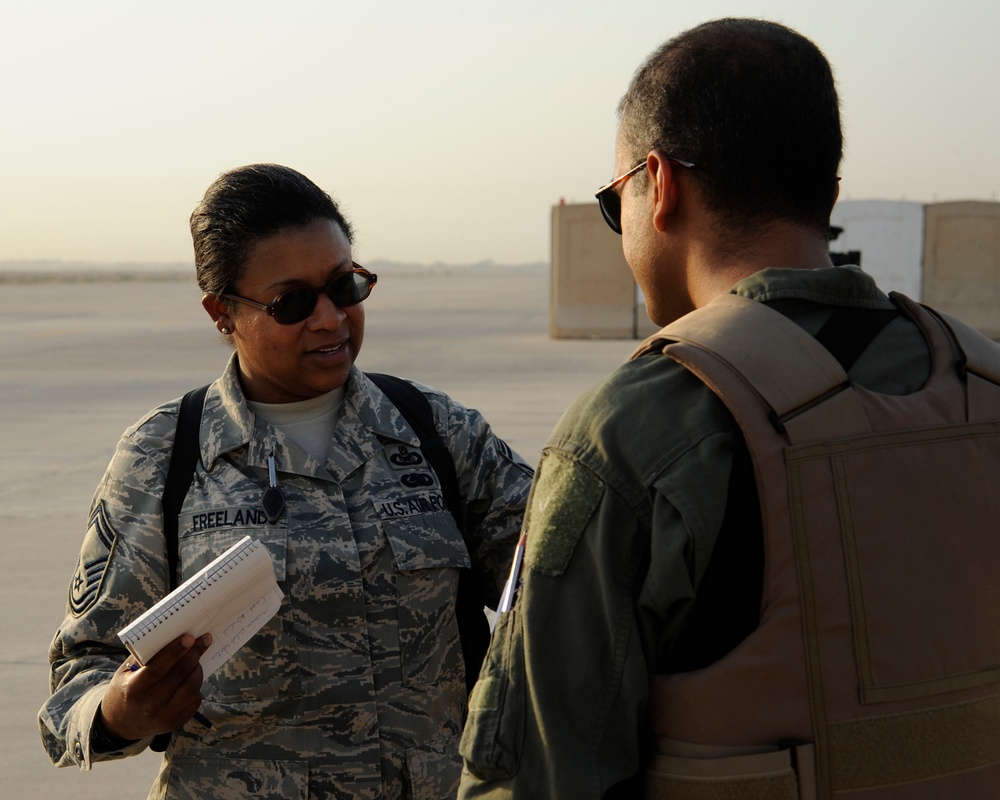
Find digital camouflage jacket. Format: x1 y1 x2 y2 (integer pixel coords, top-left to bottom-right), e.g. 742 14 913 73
41 357 532 800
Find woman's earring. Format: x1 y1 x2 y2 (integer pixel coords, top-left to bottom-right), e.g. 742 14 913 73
220 326 231 335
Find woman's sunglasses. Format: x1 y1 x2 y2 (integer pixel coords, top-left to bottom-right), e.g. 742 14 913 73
222 266 378 325
595 156 696 234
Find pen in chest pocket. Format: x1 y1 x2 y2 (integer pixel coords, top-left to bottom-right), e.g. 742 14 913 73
262 451 286 524
493 532 527 630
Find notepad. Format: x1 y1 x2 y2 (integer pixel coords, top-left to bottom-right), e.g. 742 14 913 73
118 536 284 677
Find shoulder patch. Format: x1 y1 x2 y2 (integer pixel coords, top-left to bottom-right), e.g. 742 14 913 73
524 453 603 577
69 501 119 617
494 433 534 473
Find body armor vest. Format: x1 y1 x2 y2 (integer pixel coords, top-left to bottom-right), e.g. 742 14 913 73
632 292 1000 799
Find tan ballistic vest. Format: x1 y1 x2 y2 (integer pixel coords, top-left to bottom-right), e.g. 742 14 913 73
632 293 1000 799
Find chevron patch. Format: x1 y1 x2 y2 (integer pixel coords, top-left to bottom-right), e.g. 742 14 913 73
69 501 118 616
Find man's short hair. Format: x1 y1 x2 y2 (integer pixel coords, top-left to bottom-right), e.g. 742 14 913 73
618 18 842 236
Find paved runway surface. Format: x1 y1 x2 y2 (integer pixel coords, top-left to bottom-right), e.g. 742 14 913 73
1 264 637 798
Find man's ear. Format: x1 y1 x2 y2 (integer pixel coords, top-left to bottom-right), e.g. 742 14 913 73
202 293 234 333
648 152 681 233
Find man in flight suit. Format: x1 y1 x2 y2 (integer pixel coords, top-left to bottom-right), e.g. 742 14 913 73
458 17 1000 800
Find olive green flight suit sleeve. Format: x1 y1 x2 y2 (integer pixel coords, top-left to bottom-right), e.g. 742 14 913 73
457 360 736 799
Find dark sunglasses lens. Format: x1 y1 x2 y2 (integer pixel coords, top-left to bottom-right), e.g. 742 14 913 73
269 272 373 324
328 272 372 307
598 189 622 234
272 287 319 324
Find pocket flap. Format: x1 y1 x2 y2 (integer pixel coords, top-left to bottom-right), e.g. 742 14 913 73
382 513 471 572
406 736 462 800
156 756 308 799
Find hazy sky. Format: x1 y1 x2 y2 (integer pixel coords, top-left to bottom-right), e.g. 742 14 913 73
2 0 997 267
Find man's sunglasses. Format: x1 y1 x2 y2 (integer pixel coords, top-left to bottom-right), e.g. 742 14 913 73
222 266 378 325
595 156 696 234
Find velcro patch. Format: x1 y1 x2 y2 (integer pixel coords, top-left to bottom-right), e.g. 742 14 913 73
468 676 501 712
524 454 603 577
69 501 118 616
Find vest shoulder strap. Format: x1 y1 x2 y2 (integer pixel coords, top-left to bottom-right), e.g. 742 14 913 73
163 384 209 592
637 294 871 443
894 293 1000 423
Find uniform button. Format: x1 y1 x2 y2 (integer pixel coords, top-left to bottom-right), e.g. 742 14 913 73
74 740 85 761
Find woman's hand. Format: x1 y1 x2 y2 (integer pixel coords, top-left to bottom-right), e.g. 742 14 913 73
98 633 212 741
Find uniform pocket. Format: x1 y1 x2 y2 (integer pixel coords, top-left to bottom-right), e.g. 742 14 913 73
151 755 308 800
178 522 297 702
382 512 471 687
405 735 463 800
458 607 525 781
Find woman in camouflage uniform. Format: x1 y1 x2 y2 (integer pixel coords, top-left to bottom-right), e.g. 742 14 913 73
40 164 533 799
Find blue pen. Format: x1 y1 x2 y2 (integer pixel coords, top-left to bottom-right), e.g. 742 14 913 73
128 662 213 729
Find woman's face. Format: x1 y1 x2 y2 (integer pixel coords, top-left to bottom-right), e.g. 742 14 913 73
204 218 365 404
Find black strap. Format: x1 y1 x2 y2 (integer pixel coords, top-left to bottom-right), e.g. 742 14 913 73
367 373 463 522
366 372 491 694
162 385 209 592
150 384 208 753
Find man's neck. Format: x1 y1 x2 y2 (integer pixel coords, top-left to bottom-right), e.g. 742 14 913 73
686 221 833 310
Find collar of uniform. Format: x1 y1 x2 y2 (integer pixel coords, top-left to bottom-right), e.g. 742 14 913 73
629 265 896 362
197 360 424 474
730 265 895 310
320 369 423 482
345 370 422 448
198 352 258 471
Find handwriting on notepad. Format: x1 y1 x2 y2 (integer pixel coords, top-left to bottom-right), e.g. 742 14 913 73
118 537 284 677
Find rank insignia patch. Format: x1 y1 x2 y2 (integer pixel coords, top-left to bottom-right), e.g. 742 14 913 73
69 501 118 616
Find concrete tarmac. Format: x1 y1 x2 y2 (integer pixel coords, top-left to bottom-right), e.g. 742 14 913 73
1 264 636 798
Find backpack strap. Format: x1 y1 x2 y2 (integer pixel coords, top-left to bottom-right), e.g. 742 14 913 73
162 384 209 592
366 372 491 694
367 373 463 526
149 384 208 753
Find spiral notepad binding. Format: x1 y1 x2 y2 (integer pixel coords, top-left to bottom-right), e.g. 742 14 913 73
119 536 259 648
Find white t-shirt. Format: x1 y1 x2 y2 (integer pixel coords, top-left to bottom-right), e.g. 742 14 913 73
248 386 346 464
